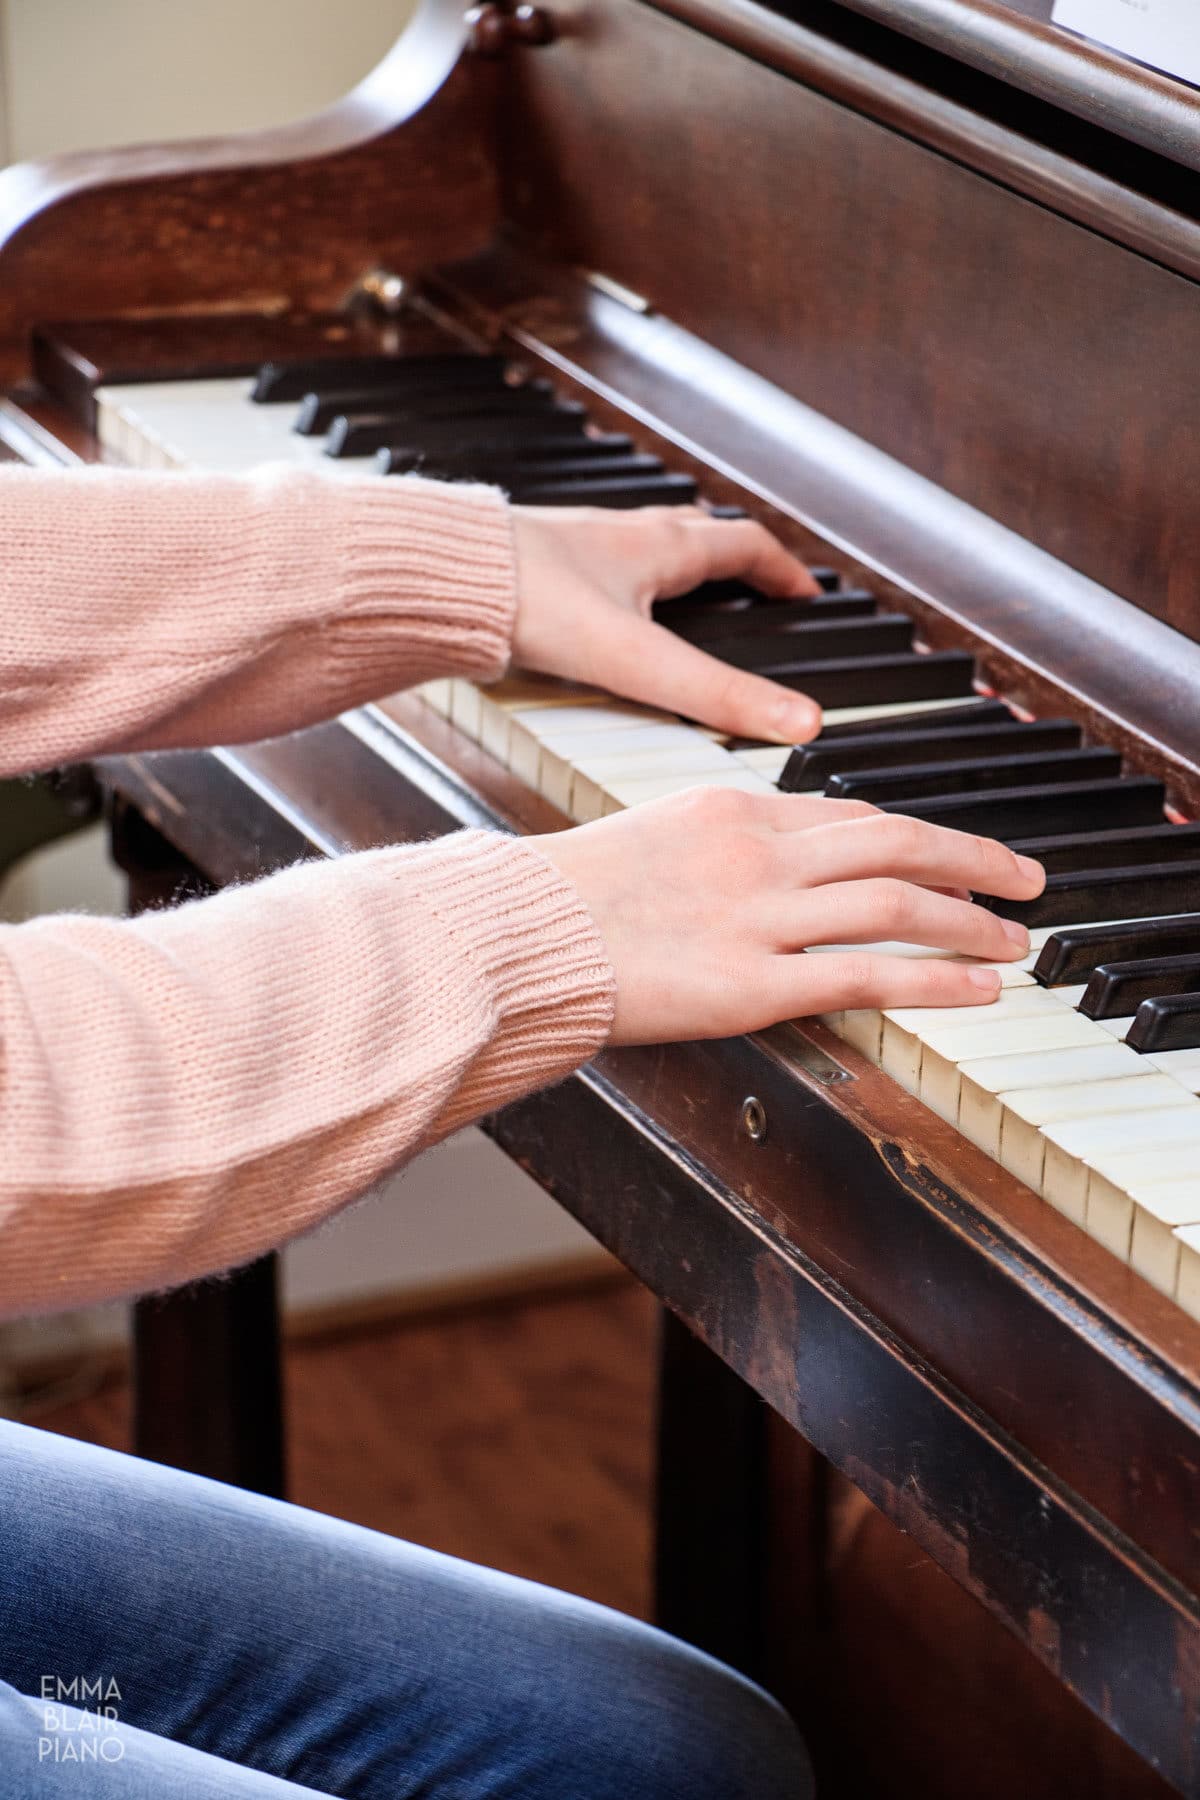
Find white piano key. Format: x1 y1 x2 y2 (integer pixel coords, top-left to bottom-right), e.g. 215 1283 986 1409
601 768 776 811
956 1041 1144 1158
475 676 606 761
1174 1224 1200 1322
552 734 730 813
568 737 733 820
1086 1142 1200 1192
998 1074 1195 1195
97 378 334 474
506 702 661 785
816 696 992 729
732 745 792 780
1146 1046 1200 1092
1118 1183 1200 1296
532 719 703 810
879 988 1064 1096
417 679 454 716
1041 1106 1200 1243
918 1011 1105 1125
448 677 486 740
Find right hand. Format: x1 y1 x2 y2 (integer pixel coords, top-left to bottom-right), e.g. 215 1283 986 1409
531 789 1045 1046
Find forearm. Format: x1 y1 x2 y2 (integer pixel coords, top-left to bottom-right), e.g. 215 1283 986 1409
0 832 613 1318
0 464 515 776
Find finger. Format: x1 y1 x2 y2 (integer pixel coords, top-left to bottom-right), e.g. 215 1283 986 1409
755 793 878 831
771 950 1007 1020
656 516 822 600
784 879 1032 962
778 814 1044 900
592 611 823 742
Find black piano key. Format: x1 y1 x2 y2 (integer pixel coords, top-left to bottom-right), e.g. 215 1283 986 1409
1079 954 1200 1021
676 615 913 666
252 353 509 403
1034 915 1200 987
509 471 699 507
810 567 841 592
378 433 633 475
294 378 555 435
500 454 665 486
768 649 978 709
330 404 588 459
982 861 1200 930
809 698 1014 743
655 589 879 632
781 718 1081 789
1008 822 1200 874
417 444 647 486
878 775 1165 841
1127 992 1200 1054
829 746 1120 804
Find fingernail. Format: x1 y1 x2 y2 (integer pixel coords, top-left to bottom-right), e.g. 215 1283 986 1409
967 966 1002 993
1002 918 1031 950
772 696 820 742
1015 854 1043 883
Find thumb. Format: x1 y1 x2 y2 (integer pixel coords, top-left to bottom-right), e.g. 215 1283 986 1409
592 613 822 743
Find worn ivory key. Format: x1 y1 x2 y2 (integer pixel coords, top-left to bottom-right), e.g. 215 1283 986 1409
1117 1183 1200 1297
917 1011 1107 1124
956 1041 1145 1157
506 702 669 786
1173 1223 1200 1321
601 767 776 812
996 1073 1195 1193
1040 1105 1200 1241
878 987 1066 1094
566 733 735 819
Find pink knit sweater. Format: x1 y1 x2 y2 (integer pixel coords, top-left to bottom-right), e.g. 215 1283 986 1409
0 464 615 1320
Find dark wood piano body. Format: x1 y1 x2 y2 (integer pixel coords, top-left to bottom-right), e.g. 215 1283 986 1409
3 1 1200 1793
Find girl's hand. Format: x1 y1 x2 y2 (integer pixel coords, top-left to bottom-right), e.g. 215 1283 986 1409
532 791 1045 1046
511 505 825 744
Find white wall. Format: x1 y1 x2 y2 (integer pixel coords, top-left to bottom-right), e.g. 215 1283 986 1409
0 0 413 164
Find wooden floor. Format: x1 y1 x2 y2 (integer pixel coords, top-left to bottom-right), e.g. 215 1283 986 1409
32 1275 659 1621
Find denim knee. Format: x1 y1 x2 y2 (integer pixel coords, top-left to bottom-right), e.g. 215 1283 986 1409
556 1608 814 1800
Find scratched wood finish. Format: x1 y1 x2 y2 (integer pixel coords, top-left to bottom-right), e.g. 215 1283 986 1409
94 718 1200 1787
498 0 1200 636
0 4 499 384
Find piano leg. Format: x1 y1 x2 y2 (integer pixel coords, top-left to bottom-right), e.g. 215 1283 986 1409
111 798 287 1498
655 1307 770 1680
131 1254 285 1497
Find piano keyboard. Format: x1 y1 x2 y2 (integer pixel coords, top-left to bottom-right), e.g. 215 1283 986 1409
94 348 1200 1320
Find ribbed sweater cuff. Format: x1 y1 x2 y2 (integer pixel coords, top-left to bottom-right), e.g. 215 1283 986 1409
371 829 616 1094
328 476 517 685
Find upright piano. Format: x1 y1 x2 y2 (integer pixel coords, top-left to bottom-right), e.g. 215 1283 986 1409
2 0 1200 1791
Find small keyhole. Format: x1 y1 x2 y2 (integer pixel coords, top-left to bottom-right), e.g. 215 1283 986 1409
741 1096 767 1143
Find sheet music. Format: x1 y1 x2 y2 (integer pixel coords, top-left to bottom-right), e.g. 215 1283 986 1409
1052 0 1200 88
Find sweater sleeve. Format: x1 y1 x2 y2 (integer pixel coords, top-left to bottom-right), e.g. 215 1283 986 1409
0 830 615 1320
0 462 516 777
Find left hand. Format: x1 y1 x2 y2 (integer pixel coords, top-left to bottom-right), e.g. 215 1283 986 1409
510 505 826 744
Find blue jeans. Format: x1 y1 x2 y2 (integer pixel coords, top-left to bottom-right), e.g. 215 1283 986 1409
0 1419 812 1797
